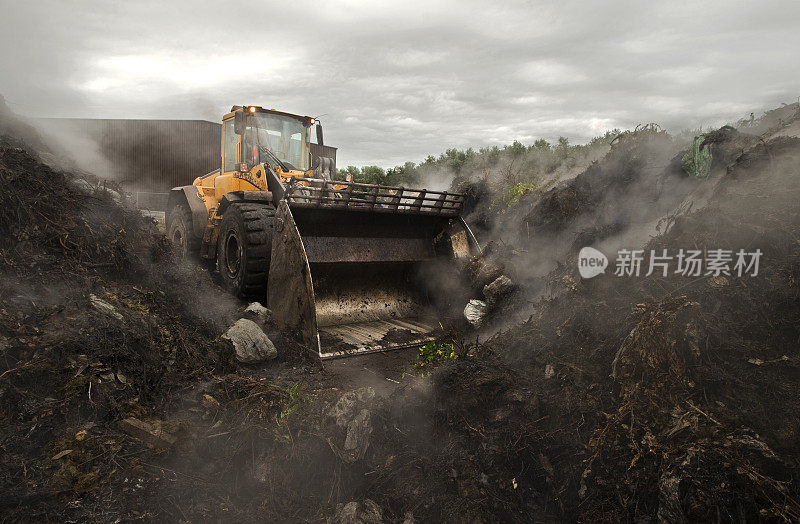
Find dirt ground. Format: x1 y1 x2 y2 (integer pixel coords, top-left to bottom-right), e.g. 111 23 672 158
1 99 800 522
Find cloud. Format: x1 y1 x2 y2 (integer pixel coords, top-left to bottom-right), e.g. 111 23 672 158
518 60 588 86
0 0 798 169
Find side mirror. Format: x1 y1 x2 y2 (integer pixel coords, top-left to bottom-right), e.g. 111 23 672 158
234 110 245 135
316 124 324 146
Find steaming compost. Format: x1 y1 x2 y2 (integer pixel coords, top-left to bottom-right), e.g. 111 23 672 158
1 96 800 521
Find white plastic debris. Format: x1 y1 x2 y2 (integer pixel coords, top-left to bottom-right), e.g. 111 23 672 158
464 299 488 327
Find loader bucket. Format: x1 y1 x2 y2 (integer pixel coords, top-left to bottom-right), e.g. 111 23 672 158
267 179 480 359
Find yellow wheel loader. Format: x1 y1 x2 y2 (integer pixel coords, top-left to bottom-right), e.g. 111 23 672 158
167 105 480 359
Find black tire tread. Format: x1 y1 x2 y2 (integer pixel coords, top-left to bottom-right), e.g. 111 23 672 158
167 205 200 256
218 202 275 298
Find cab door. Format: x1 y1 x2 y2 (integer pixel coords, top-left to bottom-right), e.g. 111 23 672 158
214 116 243 200
221 117 240 175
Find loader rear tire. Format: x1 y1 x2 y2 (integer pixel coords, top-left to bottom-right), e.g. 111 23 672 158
217 203 275 299
167 205 200 259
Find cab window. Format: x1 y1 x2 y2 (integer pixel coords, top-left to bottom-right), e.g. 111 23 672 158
223 119 238 172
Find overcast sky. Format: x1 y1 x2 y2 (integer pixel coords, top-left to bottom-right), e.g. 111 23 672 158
1 0 798 167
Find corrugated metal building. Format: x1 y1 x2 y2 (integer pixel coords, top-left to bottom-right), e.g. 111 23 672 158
36 118 337 209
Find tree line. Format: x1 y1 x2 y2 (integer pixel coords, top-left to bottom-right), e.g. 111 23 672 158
334 131 621 189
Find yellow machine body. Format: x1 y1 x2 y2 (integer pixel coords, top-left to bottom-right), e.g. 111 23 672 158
167 105 480 359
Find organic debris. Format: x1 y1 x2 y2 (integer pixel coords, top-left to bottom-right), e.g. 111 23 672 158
118 418 178 449
2 101 799 521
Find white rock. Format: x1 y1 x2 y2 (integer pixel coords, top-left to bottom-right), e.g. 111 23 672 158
222 318 277 363
464 299 488 327
89 294 123 321
544 364 555 379
244 302 272 323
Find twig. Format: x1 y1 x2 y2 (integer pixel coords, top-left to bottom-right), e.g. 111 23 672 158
462 417 487 439
138 461 213 484
686 400 721 426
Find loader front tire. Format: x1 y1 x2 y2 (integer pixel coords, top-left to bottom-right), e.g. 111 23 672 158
217 203 274 299
167 205 200 259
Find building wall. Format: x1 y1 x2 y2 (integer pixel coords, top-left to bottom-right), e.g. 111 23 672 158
36 118 337 209
38 118 222 194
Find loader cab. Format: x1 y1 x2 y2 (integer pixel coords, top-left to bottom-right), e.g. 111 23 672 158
223 106 313 174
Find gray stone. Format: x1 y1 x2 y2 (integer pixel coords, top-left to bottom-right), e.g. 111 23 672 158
343 408 373 456
328 387 376 427
222 318 277 363
483 275 515 306
327 388 376 463
244 302 272 323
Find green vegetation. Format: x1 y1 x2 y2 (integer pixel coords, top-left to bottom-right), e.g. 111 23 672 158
335 162 420 187
506 182 538 206
279 382 307 420
416 341 457 367
681 134 713 178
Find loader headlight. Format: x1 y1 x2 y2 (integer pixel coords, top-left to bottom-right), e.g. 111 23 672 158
309 118 315 125
249 106 257 113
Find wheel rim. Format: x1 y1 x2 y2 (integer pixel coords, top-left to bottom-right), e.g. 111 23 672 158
224 231 241 278
172 228 186 257
172 228 184 250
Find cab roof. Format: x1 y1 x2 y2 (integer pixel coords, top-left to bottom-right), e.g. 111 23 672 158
227 105 313 124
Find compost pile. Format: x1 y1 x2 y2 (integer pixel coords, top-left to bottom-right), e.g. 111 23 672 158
1 96 800 523
0 104 338 522
218 109 800 523
0 107 249 518
360 116 800 521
